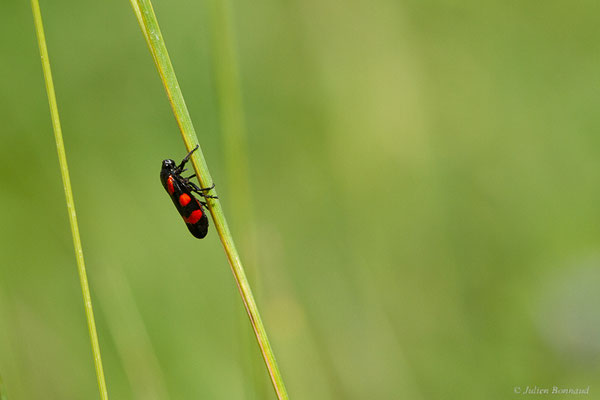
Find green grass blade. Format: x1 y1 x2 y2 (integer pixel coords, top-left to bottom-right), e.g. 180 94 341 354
129 1 289 398
0 374 7 400
207 1 266 398
30 2 109 399
97 268 171 400
208 0 253 223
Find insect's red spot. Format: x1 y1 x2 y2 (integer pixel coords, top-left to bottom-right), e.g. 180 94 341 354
167 176 175 194
179 193 191 207
184 209 203 224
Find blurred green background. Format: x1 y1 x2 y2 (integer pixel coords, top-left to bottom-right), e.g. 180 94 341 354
1 0 600 398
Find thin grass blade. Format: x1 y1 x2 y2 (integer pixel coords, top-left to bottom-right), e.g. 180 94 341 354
30 2 109 399
129 1 289 398
0 374 7 400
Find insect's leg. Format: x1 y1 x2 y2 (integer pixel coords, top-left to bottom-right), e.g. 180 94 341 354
195 191 218 199
189 182 218 199
196 183 215 192
185 174 196 180
176 144 199 170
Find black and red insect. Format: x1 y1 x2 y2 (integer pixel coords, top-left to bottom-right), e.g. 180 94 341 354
160 145 217 238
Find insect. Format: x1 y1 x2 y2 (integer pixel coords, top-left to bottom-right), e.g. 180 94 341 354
160 145 217 238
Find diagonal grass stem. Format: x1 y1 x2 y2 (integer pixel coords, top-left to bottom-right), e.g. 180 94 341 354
129 1 289 398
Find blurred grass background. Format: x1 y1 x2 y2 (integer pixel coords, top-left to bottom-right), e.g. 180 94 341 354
1 0 600 399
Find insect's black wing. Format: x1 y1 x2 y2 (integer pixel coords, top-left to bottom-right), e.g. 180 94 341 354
186 213 209 239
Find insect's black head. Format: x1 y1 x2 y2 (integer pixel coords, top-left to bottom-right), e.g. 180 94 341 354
162 159 177 172
160 159 177 187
